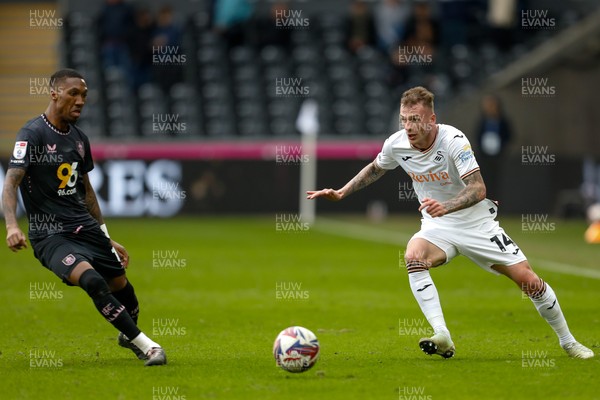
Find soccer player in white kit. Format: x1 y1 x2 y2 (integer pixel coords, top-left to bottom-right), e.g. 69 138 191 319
307 86 593 359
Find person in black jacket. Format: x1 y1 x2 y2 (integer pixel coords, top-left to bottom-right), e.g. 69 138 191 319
475 94 512 200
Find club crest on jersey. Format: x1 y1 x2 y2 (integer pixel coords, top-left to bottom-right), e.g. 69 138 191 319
13 141 27 159
433 150 445 164
62 254 76 266
46 144 57 154
76 141 85 158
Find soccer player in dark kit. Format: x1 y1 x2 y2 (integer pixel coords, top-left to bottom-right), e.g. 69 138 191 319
2 69 167 366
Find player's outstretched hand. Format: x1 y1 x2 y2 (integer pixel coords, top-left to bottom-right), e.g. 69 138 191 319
6 226 27 252
111 239 130 268
306 188 343 201
418 198 448 218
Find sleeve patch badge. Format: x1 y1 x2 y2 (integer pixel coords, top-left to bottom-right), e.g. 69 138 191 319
13 141 28 159
457 144 474 163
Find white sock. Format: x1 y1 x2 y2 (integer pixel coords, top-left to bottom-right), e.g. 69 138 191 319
529 282 575 347
408 270 450 337
131 332 161 354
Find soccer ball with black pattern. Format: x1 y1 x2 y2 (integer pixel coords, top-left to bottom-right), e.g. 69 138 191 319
273 326 320 373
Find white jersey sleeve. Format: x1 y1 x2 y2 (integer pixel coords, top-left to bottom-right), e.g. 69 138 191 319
375 134 400 170
448 134 480 179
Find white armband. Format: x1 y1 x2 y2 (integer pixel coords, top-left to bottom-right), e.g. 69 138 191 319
100 223 110 239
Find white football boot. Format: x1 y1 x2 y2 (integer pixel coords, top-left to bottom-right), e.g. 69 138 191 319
562 342 594 359
419 332 455 359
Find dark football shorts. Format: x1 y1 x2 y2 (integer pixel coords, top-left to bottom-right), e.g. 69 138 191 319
31 226 125 286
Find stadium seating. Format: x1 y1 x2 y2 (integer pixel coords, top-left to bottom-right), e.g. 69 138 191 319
61 3 594 139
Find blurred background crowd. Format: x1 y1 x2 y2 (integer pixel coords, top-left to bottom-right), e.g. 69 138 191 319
60 0 596 138
0 0 599 219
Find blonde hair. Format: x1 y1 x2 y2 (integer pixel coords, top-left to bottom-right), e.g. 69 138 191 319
401 86 434 111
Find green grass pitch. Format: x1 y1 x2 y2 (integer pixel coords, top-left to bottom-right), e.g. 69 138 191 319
0 215 598 399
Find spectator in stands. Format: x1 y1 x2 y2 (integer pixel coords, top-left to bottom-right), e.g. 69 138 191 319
401 1 440 50
97 0 134 72
152 6 182 55
436 0 473 49
476 94 512 158
152 5 184 94
212 0 254 48
129 8 156 92
475 94 512 199
346 0 376 53
251 2 291 49
387 1 439 88
374 0 410 53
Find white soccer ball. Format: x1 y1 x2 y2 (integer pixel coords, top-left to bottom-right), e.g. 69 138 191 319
273 326 320 373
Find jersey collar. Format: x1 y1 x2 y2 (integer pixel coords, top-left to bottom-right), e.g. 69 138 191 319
410 124 438 153
41 113 71 136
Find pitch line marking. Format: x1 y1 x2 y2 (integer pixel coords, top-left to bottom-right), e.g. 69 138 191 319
314 218 600 280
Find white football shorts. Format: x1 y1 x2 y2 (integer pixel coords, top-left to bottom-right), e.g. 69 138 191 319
410 218 528 275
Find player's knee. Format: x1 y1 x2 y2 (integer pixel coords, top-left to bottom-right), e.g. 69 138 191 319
108 275 128 292
522 276 545 297
404 249 432 272
79 269 111 299
405 249 424 262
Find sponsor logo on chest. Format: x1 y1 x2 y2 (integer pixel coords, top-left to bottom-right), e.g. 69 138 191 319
401 149 452 185
407 170 451 185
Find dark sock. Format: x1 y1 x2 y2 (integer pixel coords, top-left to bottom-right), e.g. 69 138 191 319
79 269 141 340
112 280 139 325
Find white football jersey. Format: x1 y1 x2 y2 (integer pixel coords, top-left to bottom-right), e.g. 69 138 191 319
375 123 498 227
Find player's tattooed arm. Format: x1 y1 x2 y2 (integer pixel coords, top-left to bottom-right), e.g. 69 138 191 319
83 174 104 225
307 161 386 201
2 168 25 228
341 161 387 198
443 171 486 213
3 168 28 251
419 171 486 217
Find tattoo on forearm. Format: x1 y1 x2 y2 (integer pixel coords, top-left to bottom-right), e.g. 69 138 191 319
2 168 25 227
344 162 386 197
441 171 486 214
